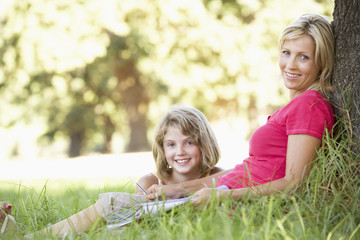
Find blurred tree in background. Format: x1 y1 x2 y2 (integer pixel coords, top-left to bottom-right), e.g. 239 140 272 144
331 0 360 156
0 0 333 158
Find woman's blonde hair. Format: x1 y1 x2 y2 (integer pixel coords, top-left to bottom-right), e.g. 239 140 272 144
279 13 335 94
153 105 220 181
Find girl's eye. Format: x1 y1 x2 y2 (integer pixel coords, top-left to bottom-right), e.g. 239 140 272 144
300 55 309 60
167 143 175 147
186 141 193 145
282 50 290 55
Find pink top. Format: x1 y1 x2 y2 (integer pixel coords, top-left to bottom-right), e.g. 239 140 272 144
216 90 334 189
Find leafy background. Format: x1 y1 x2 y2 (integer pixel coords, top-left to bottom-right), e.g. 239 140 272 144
0 0 333 177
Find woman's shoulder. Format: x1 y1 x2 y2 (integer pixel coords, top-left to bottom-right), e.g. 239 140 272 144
289 90 333 111
296 90 330 104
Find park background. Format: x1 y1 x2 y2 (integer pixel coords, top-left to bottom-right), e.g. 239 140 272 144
1 1 359 239
0 0 334 183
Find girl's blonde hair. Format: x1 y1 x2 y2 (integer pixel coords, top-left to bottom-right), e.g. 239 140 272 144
279 13 335 95
153 105 220 181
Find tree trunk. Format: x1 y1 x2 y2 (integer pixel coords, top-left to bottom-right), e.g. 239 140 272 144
114 59 150 152
102 115 115 153
331 0 360 155
68 131 84 157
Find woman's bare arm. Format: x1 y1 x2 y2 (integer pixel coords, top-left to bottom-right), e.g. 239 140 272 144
191 134 321 207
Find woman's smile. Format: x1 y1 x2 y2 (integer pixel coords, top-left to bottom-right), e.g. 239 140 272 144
279 35 320 99
285 71 301 79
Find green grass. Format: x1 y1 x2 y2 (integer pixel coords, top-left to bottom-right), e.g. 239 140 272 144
1 123 359 239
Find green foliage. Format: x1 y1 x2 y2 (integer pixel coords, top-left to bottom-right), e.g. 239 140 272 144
0 0 335 156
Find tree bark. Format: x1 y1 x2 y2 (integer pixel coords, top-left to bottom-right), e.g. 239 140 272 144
68 131 84 157
331 0 360 154
102 115 115 153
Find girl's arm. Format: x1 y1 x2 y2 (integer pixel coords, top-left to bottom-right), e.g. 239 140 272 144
147 169 233 199
191 134 321 207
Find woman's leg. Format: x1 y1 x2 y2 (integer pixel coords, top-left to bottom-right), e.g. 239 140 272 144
26 201 103 238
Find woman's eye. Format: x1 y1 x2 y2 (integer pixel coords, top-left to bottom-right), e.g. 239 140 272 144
282 50 290 55
167 143 175 147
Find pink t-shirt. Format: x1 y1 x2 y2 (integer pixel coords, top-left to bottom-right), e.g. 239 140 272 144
216 90 334 189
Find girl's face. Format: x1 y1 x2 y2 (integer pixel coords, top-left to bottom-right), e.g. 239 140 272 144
163 126 201 178
279 35 320 99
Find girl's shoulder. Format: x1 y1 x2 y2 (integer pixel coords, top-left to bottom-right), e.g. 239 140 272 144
209 166 224 175
139 172 159 182
136 173 161 194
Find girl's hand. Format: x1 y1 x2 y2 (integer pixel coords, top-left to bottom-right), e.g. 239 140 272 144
146 184 161 200
146 184 187 200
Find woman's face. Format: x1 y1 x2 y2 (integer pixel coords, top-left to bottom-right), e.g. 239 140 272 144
163 126 201 178
279 35 320 99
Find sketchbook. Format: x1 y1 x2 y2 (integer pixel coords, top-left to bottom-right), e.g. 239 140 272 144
106 185 229 230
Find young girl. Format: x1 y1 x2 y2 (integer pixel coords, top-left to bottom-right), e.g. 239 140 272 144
136 105 223 193
9 106 222 238
147 13 336 208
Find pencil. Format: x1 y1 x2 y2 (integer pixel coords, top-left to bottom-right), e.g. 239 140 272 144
129 176 149 195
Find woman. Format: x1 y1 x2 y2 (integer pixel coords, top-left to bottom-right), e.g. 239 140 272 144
147 13 335 208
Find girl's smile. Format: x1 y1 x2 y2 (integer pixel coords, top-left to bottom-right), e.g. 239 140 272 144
163 126 201 179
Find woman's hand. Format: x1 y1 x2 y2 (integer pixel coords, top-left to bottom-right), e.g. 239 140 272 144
190 188 230 209
190 188 213 208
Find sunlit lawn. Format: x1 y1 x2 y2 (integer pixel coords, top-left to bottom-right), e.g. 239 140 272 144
1 133 359 240
2 173 359 240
